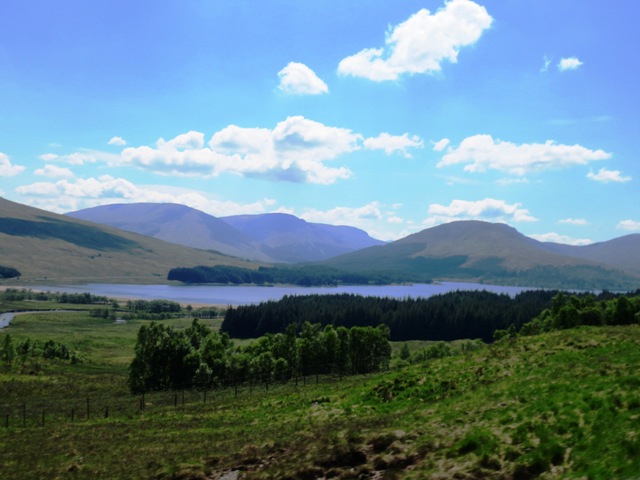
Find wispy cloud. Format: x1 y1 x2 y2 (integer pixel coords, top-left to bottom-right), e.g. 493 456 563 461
587 167 631 183
528 232 592 246
559 218 589 226
437 134 611 176
338 0 492 81
432 138 450 152
278 62 328 95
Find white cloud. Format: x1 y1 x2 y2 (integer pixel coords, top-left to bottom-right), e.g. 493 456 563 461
39 153 59 162
114 116 420 185
363 133 423 157
617 220 640 232
108 136 127 146
16 176 277 217
528 232 592 246
558 57 583 71
301 202 383 225
300 201 408 241
432 138 450 152
424 198 537 227
338 0 492 81
15 182 61 196
34 164 74 178
278 62 328 95
437 134 611 175
587 167 631 183
0 153 26 177
559 218 589 226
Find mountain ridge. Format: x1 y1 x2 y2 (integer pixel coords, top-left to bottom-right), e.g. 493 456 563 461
67 204 384 263
0 197 257 282
321 220 640 290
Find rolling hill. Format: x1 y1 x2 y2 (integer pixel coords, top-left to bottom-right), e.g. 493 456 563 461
67 204 384 263
321 221 640 290
0 197 259 283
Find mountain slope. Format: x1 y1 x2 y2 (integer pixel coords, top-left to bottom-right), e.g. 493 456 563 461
222 213 384 262
0 198 258 283
540 234 640 277
67 203 270 262
322 221 640 290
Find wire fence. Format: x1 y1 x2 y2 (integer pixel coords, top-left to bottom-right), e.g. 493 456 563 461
0 371 353 430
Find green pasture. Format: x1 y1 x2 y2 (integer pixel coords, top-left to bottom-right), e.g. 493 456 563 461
1 302 639 479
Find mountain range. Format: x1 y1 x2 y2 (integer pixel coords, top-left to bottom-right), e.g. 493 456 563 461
67 203 384 263
2 198 639 290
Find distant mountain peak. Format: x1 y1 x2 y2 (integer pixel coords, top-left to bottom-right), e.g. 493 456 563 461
67 203 384 263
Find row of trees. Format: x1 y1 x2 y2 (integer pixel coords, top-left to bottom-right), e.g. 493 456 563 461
221 290 561 342
0 288 111 305
128 319 391 393
168 265 404 286
518 292 640 336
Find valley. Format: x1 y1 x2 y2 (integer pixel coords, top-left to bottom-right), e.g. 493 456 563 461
2 198 640 291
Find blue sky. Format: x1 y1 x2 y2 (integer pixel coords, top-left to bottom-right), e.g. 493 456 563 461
1 0 638 243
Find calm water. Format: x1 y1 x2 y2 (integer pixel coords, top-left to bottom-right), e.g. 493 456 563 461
30 282 535 306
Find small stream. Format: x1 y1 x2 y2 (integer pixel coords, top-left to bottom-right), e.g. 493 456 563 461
0 310 76 330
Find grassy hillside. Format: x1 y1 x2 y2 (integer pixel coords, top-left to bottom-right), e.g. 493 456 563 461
1 301 639 479
322 221 640 290
0 197 259 284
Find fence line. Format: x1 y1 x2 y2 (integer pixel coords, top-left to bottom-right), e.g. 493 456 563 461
0 371 355 430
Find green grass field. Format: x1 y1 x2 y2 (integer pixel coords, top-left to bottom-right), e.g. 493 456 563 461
1 302 640 479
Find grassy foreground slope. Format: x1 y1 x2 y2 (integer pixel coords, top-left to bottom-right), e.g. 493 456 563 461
1 316 639 479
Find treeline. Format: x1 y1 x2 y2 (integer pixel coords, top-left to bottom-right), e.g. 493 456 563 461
516 291 640 336
167 265 410 286
0 266 20 279
221 290 562 342
128 319 391 393
91 299 185 321
0 288 110 305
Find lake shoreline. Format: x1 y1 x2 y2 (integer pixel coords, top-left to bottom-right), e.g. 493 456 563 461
10 281 538 308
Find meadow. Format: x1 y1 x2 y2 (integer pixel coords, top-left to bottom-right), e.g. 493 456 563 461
1 297 639 479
